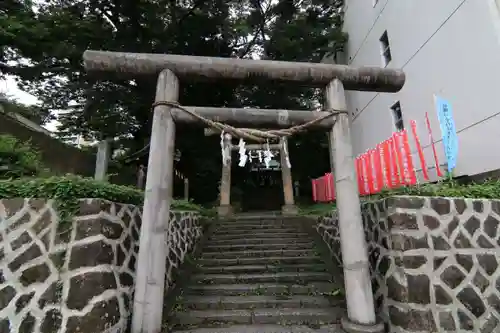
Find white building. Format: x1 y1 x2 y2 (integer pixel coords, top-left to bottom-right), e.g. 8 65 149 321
341 0 500 180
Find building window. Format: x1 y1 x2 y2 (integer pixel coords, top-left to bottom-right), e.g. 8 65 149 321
379 31 392 66
373 0 379 7
391 101 404 131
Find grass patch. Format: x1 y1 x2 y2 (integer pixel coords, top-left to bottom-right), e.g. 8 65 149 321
299 203 337 217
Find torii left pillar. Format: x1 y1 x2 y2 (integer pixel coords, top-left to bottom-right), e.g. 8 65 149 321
132 69 178 333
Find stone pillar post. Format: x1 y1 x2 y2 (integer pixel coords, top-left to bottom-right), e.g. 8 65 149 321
137 165 146 189
184 178 189 201
280 137 298 215
218 133 233 217
325 79 383 333
94 138 111 181
294 180 300 198
131 69 178 333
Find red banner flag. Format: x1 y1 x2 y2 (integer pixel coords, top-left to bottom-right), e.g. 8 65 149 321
325 173 335 201
401 129 417 185
312 179 317 202
374 145 384 192
382 140 395 188
410 120 429 180
363 152 375 194
360 154 369 195
391 134 405 185
356 157 364 195
425 112 444 178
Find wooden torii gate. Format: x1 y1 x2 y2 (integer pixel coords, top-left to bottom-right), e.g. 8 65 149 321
83 50 405 333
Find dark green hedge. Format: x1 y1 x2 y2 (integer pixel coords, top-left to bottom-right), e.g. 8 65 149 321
300 179 500 216
377 178 500 200
0 134 48 178
0 175 204 212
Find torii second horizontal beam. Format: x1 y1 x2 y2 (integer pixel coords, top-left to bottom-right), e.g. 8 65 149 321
171 107 335 129
83 50 405 92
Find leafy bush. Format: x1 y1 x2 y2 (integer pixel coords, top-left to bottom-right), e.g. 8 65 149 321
0 175 143 204
0 134 48 178
0 175 206 222
301 178 500 216
376 178 500 200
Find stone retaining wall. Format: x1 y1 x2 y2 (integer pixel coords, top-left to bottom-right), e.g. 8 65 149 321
316 196 500 333
0 198 202 333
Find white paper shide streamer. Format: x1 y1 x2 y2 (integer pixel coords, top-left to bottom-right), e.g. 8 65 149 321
263 141 274 169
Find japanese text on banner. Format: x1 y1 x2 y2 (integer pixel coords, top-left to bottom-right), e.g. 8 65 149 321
434 95 458 171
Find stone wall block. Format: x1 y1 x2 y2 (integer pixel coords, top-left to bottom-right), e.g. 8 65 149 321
0 198 202 333
315 195 500 333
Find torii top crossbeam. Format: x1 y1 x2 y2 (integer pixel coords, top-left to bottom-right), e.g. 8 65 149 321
83 50 405 92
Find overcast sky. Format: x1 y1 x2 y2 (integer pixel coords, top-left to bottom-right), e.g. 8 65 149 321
1 0 60 132
1 75 59 132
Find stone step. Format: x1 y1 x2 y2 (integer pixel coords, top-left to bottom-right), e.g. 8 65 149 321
215 225 304 232
216 220 305 228
180 295 335 311
231 212 282 219
171 307 344 327
216 219 302 226
209 232 310 241
201 249 317 259
170 324 343 333
212 227 302 235
197 256 324 267
191 272 332 285
198 263 328 274
206 237 313 246
185 282 335 296
203 242 316 252
223 211 298 222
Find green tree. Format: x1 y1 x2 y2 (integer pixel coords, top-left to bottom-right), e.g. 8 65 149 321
1 0 346 203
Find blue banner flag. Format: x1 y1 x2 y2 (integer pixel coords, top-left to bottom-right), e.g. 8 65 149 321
434 95 458 171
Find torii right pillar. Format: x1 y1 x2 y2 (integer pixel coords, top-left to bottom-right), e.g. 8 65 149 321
326 78 384 333
280 137 298 215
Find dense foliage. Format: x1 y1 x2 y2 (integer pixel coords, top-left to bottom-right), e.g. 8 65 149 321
0 175 205 212
1 0 346 204
0 134 204 214
0 134 48 178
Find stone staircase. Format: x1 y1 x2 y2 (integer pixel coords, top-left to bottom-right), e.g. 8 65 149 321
165 215 346 333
